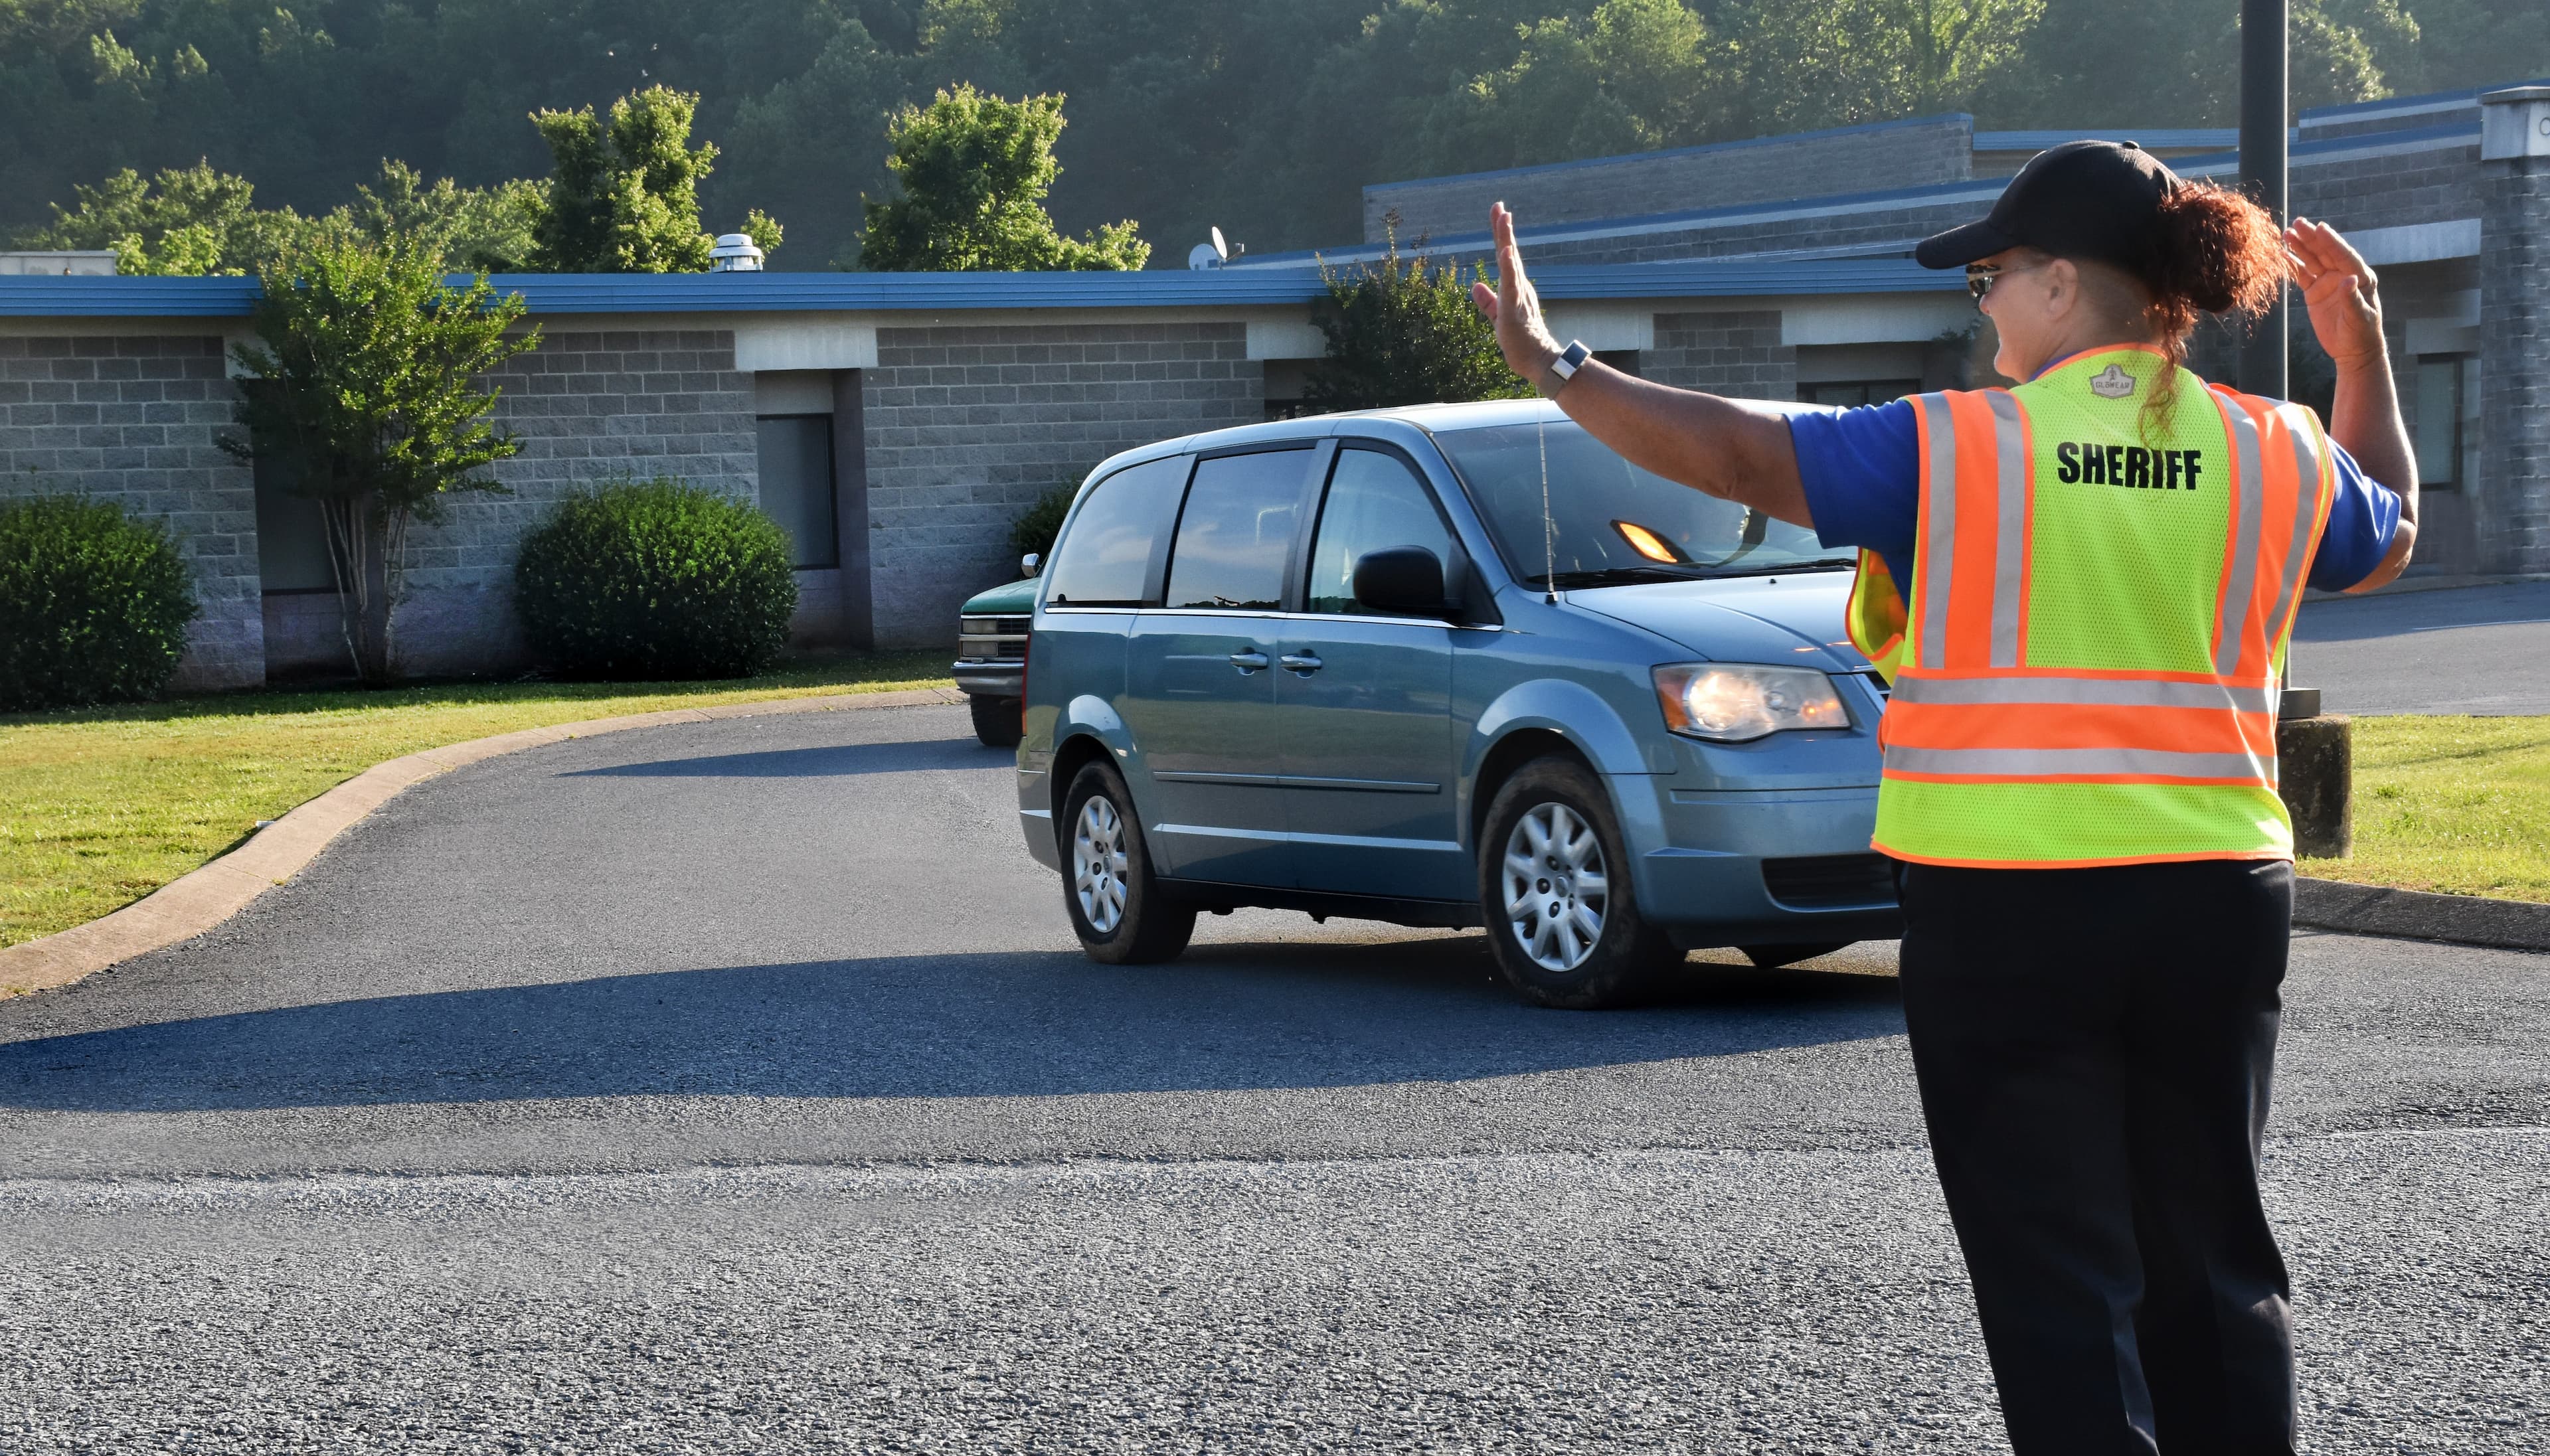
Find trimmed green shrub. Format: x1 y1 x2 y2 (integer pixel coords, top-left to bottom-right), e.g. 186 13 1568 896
0 493 199 712
513 479 798 679
1008 482 1076 569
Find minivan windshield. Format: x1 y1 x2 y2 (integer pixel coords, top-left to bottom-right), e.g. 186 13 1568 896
1434 419 1851 588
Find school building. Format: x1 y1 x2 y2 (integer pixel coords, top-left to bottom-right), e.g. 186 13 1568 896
1 78 2543 690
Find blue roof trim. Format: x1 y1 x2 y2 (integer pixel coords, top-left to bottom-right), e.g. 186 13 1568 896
2299 75 2549 122
1359 112 1973 197
2156 116 2482 175
0 256 1964 319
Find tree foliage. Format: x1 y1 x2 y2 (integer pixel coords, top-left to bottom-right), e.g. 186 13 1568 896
857 85 1145 272
529 84 764 272
0 0 2541 270
1303 234 1533 412
224 234 538 682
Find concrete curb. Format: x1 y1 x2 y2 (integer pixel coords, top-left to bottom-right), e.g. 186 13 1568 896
0 686 967 998
2294 876 2550 953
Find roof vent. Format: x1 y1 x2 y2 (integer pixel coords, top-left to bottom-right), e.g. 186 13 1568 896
709 234 766 272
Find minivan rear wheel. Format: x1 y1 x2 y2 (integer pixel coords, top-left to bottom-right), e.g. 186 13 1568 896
1060 762 1195 965
1477 757 1680 1009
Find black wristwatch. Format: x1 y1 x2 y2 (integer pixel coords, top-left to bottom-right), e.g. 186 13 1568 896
1540 339 1593 398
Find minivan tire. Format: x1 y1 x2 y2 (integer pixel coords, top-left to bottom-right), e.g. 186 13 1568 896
1478 756 1681 1009
970 694 1024 749
1060 761 1196 965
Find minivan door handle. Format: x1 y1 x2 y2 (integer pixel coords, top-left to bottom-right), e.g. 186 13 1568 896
1227 649 1270 673
1279 651 1323 675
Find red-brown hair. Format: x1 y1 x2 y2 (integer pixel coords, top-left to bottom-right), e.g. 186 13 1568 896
2144 180 2288 380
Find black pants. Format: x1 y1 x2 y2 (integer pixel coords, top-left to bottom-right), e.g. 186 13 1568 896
1897 858 2296 1456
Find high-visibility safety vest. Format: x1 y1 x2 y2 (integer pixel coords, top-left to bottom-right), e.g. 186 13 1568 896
1843 345 2338 868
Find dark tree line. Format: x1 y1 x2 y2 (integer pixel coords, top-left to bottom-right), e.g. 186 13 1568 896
5 0 2541 272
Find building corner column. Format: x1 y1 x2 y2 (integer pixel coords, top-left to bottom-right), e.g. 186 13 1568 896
2477 86 2550 575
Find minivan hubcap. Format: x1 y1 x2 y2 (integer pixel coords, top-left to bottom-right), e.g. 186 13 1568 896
1501 802 1608 973
1074 796 1130 933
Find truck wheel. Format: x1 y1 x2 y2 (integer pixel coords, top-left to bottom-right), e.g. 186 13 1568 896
1739 941 1853 969
1061 762 1195 965
970 694 1023 748
1477 756 1679 1009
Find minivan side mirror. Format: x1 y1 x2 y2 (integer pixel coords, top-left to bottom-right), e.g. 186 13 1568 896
1021 552 1041 577
1352 546 1453 617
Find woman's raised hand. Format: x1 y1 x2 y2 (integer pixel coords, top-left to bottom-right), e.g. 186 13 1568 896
2286 217 2386 370
1470 202 1562 383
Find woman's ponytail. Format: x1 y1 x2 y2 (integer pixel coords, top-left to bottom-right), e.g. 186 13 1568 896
2144 181 2288 369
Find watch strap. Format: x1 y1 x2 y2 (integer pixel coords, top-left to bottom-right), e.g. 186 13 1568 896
1540 339 1593 397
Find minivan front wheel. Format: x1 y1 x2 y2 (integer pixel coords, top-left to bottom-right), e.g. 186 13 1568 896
1478 757 1680 1009
1061 762 1195 965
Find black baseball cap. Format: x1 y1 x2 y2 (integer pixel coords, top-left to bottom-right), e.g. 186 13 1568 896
1914 140 2183 278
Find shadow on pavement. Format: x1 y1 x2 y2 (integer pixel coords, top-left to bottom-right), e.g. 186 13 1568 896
562 738 999 779
0 937 1901 1113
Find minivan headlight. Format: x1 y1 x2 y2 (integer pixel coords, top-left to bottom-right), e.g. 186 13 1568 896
1652 663 1849 742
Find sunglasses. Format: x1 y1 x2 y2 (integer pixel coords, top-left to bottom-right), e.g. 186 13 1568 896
1966 258 2046 302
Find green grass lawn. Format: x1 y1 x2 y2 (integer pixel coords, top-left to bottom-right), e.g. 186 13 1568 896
0 651 950 949
2307 715 2550 904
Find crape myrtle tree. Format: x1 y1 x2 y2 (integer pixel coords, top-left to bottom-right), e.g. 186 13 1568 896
1302 229 1533 412
224 233 539 683
856 85 1146 272
529 84 782 273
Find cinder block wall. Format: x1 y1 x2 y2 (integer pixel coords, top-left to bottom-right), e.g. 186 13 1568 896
1642 311 1797 401
2480 147 2549 574
305 327 758 677
0 335 262 691
1365 116 1975 245
860 321 1258 648
2290 141 2480 234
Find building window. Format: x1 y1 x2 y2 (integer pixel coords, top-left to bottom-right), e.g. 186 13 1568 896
755 414 839 568
250 438 337 594
2413 355 2477 492
1800 379 1920 408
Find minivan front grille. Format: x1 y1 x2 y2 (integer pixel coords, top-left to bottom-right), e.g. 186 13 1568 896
1762 853 1899 910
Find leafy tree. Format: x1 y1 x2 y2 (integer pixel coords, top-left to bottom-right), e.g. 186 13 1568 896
20 161 305 275
529 84 780 272
339 162 549 274
1415 0 1725 173
1303 232 1531 412
224 234 539 683
857 84 1147 272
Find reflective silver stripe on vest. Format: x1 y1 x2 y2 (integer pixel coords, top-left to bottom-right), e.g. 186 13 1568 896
1889 676 2276 712
2261 405 2328 643
2213 396 2265 676
1916 393 1959 670
1883 745 2270 780
1986 391 2028 669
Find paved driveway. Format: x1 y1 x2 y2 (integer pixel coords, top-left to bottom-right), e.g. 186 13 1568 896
2292 580 2550 715
3 704 2545 1451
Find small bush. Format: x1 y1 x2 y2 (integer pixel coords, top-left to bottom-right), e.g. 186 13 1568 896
0 493 199 712
513 479 798 679
1008 482 1077 570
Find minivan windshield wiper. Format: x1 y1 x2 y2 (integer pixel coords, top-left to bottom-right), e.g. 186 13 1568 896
1701 556 1859 578
1530 565 1713 588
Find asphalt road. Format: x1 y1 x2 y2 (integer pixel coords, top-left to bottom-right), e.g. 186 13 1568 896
4 704 2546 1452
2292 580 2550 716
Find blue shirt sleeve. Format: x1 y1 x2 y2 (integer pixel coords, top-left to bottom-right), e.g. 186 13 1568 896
1786 400 1918 592
2305 439 2402 592
1786 398 2402 596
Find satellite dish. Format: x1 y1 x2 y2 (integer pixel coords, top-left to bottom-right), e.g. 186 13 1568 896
1211 226 1229 259
1189 227 1233 270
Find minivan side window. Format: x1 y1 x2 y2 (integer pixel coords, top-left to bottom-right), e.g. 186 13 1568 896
1044 455 1190 606
1161 448 1312 611
1306 447 1456 615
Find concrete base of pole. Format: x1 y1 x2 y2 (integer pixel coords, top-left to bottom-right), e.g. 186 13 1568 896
2278 714 2353 859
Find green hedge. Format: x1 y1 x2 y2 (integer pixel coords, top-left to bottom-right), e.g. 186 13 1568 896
513 478 798 679
0 493 199 712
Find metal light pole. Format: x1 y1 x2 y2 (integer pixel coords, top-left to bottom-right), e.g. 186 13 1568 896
2237 0 2288 399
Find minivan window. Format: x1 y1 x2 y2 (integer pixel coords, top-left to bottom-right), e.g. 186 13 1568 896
1045 455 1189 606
1436 420 1845 586
1161 448 1310 611
1306 447 1456 615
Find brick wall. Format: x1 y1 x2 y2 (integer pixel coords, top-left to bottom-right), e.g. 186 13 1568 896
859 322 1258 648
0 335 261 690
1366 116 1974 245
2289 143 2481 234
2480 153 2550 574
268 327 758 677
1641 311 1796 400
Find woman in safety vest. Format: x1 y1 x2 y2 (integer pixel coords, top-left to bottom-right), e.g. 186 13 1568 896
1472 140 2414 1455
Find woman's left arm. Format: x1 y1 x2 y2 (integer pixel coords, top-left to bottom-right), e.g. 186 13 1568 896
2288 218 2417 592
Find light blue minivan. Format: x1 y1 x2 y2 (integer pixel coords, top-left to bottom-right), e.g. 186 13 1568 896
1014 400 1902 1007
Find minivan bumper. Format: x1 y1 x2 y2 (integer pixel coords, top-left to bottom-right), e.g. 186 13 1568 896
1623 781 1903 947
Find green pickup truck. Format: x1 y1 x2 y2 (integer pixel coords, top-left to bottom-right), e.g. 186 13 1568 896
954 564 1037 748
